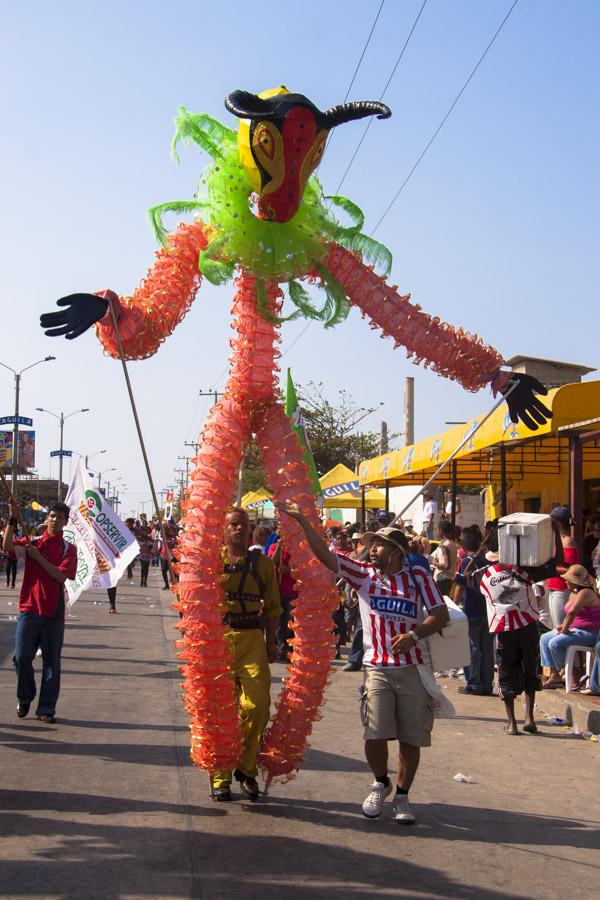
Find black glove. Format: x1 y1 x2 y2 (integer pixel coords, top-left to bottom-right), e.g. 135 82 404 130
500 372 551 431
40 293 109 340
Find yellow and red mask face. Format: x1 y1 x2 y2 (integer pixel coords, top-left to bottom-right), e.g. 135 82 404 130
226 87 391 224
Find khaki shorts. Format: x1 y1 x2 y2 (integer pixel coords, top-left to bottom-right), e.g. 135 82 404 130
361 665 434 747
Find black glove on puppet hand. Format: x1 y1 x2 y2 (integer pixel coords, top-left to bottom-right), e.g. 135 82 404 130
499 372 551 431
40 294 109 340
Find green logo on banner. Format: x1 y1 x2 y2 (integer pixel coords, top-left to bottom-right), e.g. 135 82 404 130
85 490 103 519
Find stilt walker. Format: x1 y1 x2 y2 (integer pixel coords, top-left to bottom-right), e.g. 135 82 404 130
40 86 550 789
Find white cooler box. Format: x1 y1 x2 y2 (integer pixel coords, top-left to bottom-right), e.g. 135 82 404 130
498 513 553 567
427 597 471 671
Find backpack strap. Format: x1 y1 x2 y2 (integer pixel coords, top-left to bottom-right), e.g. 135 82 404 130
225 548 266 613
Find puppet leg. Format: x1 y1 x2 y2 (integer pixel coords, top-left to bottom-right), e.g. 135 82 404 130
175 272 281 775
254 401 339 786
175 386 251 775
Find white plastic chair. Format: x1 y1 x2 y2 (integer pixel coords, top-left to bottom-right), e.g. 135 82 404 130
564 644 595 693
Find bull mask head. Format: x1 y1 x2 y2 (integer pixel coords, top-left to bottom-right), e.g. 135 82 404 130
225 86 391 223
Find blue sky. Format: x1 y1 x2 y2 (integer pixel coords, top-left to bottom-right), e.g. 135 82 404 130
2 0 598 513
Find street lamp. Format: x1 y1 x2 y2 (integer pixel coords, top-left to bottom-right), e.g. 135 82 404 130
36 406 90 498
0 355 56 497
92 467 116 491
73 448 107 468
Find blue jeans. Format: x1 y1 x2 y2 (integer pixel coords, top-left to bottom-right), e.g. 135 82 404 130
464 618 495 693
540 627 599 671
14 612 65 715
589 641 600 694
347 620 364 667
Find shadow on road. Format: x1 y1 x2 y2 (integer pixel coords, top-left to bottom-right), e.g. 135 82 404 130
0 788 557 899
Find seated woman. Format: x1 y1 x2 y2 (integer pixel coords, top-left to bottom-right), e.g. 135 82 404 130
540 565 600 689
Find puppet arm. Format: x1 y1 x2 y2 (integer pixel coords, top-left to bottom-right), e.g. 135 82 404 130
325 243 551 429
41 220 209 360
325 242 503 392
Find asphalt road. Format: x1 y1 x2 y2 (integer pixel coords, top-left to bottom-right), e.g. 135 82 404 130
1 569 598 899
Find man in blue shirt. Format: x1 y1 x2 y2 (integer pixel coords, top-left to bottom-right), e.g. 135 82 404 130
453 530 494 696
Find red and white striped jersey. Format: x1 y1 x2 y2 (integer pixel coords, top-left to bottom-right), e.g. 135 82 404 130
336 554 446 668
480 564 540 633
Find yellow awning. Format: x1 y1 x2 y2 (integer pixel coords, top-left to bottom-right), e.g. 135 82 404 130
358 380 600 487
320 463 386 508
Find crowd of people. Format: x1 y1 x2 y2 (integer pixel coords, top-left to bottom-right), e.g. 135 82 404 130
3 495 599 822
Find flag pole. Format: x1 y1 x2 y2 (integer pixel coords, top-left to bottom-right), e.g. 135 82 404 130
389 382 519 527
106 298 178 585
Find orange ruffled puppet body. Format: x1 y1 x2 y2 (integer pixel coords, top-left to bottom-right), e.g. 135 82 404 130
60 89 547 788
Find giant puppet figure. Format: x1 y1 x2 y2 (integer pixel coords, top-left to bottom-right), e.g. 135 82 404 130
40 87 549 786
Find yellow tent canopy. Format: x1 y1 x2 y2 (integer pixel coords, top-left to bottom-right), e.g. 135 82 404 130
242 464 387 512
358 380 600 487
241 488 273 510
320 463 386 509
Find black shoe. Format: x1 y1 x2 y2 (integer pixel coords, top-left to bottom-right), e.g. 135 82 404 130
35 713 56 724
17 702 30 718
234 769 260 801
343 662 361 672
211 784 232 802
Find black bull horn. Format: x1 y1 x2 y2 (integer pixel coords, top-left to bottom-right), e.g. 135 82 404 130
224 90 391 128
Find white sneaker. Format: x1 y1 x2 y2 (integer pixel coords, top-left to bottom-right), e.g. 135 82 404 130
362 780 393 818
392 793 415 824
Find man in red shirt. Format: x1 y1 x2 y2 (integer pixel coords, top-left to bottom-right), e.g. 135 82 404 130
3 500 77 723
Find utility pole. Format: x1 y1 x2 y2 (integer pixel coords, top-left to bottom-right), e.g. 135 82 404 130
184 440 199 455
37 406 90 499
174 468 186 516
198 389 223 408
177 455 192 487
0 355 55 500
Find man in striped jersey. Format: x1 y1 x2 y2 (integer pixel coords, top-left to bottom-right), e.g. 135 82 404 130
479 552 543 736
276 501 448 825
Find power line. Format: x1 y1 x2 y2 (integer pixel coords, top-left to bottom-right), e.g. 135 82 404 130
372 0 520 235
323 0 386 158
334 0 429 196
281 321 313 360
343 0 386 102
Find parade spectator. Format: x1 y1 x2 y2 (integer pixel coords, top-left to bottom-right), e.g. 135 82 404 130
479 526 562 735
444 493 461 520
454 531 494 695
5 543 17 588
540 565 600 689
582 519 600 579
421 492 437 539
151 525 161 566
268 530 297 661
545 506 579 627
125 517 137 581
277 501 448 825
107 586 118 613
407 538 431 573
210 507 281 801
581 639 600 695
249 524 272 551
4 500 77 723
430 520 458 597
161 520 179 590
137 526 153 587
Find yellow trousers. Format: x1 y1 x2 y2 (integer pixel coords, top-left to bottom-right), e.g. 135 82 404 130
211 628 271 788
